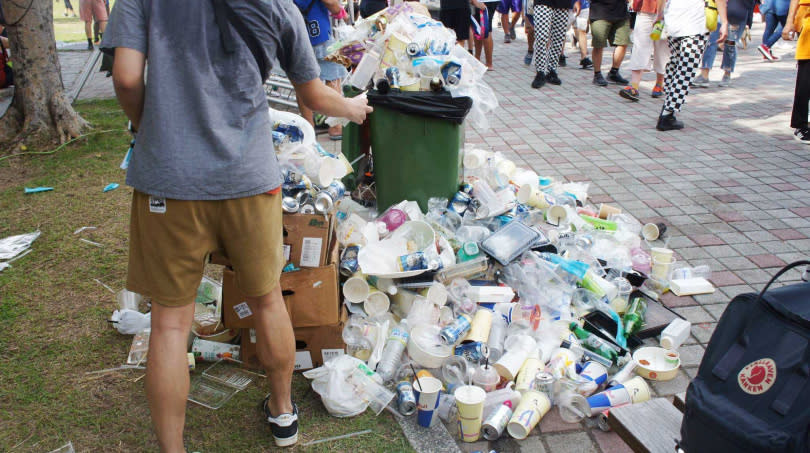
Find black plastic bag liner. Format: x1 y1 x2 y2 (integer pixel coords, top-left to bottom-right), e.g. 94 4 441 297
367 90 473 124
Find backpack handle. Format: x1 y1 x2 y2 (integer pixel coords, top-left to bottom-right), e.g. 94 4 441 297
754 260 810 306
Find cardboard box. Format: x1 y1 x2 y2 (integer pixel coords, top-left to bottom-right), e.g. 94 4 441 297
221 238 340 329
240 307 347 372
210 213 334 269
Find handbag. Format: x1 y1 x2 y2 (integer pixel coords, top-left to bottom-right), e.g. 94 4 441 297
705 0 718 31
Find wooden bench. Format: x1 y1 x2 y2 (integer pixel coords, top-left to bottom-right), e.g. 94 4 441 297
608 393 687 453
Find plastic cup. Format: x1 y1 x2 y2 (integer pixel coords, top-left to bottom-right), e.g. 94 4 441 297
651 255 677 280
414 376 444 427
506 390 551 440
511 168 539 187
472 364 501 392
463 149 489 169
547 205 567 225
631 249 652 274
454 385 487 442
650 247 674 262
420 282 448 305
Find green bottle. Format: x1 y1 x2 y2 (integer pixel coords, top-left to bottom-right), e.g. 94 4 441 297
569 322 619 363
623 297 648 336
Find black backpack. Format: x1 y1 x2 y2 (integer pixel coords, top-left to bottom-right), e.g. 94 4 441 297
680 261 810 452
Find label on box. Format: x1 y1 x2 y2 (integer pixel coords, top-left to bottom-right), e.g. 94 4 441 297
283 244 291 262
300 237 323 267
294 351 314 370
233 302 253 320
322 349 345 364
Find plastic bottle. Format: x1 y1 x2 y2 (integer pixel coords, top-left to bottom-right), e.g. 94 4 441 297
660 318 692 350
568 322 619 363
622 297 648 336
487 315 508 361
376 321 410 384
650 20 664 40
375 207 408 236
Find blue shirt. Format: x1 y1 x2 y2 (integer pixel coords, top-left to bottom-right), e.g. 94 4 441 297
293 0 332 46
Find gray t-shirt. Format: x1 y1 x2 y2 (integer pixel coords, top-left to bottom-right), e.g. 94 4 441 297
101 0 320 200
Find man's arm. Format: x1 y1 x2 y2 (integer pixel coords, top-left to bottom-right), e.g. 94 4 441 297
716 0 729 41
112 47 146 131
293 79 372 124
782 0 800 39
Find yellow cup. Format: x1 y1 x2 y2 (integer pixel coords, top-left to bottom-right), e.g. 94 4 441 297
463 309 493 343
454 385 487 442
623 376 652 404
506 390 551 440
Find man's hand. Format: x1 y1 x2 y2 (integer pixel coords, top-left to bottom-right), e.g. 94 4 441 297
717 22 728 42
343 95 373 125
471 0 486 9
782 21 796 40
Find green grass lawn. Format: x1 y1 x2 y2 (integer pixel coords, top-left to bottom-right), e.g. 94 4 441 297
0 100 412 452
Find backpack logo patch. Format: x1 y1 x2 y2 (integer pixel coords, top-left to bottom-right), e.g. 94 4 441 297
738 358 777 395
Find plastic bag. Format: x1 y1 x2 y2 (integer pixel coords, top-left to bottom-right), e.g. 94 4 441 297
0 230 40 260
367 90 472 124
110 309 151 335
302 355 370 417
453 82 498 130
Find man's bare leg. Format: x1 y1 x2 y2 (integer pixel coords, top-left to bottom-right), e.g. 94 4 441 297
247 285 295 418
146 302 196 453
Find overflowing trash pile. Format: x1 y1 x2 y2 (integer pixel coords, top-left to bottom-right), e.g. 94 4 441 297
292 137 715 442
327 3 497 130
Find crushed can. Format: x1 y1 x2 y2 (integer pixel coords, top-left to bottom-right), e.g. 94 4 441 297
314 181 345 213
399 252 428 271
447 191 471 215
396 381 417 416
339 245 360 277
440 61 462 88
481 400 513 440
454 341 488 363
532 371 555 398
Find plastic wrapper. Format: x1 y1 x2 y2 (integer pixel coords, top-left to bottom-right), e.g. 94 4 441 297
302 355 371 417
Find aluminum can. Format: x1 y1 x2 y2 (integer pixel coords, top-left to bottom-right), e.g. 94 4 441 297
339 245 360 277
315 181 345 213
481 401 513 440
281 196 299 213
532 371 555 397
440 61 462 87
454 341 488 363
406 42 424 57
396 381 417 415
447 191 471 215
398 252 428 271
385 67 401 90
439 314 472 345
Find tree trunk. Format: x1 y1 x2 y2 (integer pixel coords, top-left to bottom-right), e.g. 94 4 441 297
0 0 88 150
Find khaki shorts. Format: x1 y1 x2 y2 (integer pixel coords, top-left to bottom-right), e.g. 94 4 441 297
590 18 631 48
127 191 284 307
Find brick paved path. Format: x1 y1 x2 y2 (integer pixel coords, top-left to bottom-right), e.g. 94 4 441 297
59 20 809 451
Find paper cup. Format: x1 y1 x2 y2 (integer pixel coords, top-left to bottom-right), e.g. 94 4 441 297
463 309 493 343
598 203 622 220
364 290 390 318
622 376 652 404
514 357 543 393
547 205 567 225
454 385 487 442
642 222 667 241
650 247 674 262
517 184 550 209
343 272 370 303
506 390 551 440
414 376 444 428
391 289 418 318
494 349 529 381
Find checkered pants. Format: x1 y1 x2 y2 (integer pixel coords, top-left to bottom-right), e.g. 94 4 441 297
664 33 709 112
533 5 569 75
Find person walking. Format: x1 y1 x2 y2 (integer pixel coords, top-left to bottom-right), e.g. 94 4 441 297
656 0 728 130
293 0 350 140
758 0 790 60
531 0 581 87
440 0 473 47
573 0 594 68
472 0 501 69
79 0 107 50
589 0 631 86
619 0 669 100
691 0 754 87
100 1 372 450
782 0 810 143
523 0 536 64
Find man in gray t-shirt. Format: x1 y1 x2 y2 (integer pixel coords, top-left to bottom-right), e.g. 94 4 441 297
101 0 370 449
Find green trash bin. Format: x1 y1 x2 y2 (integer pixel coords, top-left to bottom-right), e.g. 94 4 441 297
368 91 472 213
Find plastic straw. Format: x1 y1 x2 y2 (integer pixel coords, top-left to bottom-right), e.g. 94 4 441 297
410 363 422 392
302 429 372 446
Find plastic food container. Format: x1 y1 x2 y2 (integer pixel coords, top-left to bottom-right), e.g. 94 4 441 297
632 347 681 381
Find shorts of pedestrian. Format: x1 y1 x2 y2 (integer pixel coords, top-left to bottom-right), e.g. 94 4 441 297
590 18 630 48
127 191 285 307
314 40 348 82
575 8 589 30
440 7 472 41
627 12 670 73
498 0 522 14
79 0 108 23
